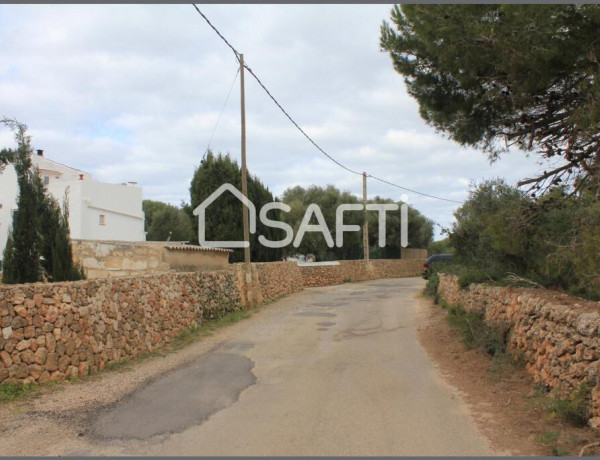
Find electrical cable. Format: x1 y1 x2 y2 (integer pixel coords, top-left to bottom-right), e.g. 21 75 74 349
203 67 240 162
192 5 463 205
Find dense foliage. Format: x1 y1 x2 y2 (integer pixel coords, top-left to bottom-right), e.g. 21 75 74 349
381 5 600 196
444 179 600 300
143 200 194 242
427 238 453 256
187 152 284 262
280 185 434 261
187 152 433 263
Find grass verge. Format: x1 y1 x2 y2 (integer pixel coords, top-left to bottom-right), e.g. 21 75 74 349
438 298 510 358
529 383 593 428
0 382 39 403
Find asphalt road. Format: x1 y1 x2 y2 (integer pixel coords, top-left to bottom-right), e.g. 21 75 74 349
85 277 493 455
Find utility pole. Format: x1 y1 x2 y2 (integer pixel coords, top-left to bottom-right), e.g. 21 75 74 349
240 53 253 304
363 171 369 262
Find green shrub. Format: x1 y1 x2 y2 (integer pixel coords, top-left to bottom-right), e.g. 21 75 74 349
448 180 600 301
427 238 453 255
425 272 440 300
457 269 492 289
0 382 39 403
545 383 592 427
443 301 508 357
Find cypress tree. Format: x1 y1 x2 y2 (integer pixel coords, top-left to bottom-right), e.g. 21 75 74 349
1 234 16 284
35 169 61 279
52 195 82 282
2 120 43 283
1 118 84 284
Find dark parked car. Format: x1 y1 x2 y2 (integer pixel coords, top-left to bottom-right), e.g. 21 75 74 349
422 253 453 279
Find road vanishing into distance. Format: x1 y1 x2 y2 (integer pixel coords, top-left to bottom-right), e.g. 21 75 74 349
0 278 495 456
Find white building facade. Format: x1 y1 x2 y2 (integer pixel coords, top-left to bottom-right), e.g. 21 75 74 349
0 151 145 260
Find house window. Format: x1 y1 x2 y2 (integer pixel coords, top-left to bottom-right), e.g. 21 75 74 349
99 215 106 226
43 176 49 185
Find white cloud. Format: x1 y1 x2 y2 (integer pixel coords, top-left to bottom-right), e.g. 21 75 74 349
0 4 551 239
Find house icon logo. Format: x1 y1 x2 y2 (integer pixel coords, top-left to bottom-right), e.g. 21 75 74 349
193 183 256 248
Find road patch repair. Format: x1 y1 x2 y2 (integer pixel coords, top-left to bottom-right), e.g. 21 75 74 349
91 352 256 440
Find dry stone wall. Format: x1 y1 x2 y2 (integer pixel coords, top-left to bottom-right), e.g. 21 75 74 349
0 259 422 386
437 273 600 426
252 262 304 302
370 259 424 279
301 259 424 287
301 264 345 287
0 271 241 385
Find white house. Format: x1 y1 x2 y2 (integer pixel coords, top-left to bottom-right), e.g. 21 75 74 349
0 150 146 260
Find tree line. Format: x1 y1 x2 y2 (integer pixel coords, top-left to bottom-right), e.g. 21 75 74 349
180 152 434 262
0 130 434 285
440 179 600 301
142 152 434 262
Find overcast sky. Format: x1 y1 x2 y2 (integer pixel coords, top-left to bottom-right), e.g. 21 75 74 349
0 4 553 238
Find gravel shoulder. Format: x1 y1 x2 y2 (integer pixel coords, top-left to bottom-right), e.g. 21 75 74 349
416 294 599 456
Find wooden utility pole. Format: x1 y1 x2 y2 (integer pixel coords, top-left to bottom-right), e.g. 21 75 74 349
363 171 369 262
240 54 253 304
240 54 251 268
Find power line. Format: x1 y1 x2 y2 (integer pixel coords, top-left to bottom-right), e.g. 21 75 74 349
241 62 363 177
192 5 463 205
192 4 239 62
366 175 462 204
243 63 463 204
203 67 240 162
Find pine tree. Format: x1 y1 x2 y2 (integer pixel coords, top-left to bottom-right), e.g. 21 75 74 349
380 5 600 195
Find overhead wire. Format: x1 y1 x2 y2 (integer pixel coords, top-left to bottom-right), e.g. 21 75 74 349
192 5 463 205
203 67 240 162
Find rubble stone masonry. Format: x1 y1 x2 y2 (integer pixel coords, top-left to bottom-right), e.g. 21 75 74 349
0 259 423 386
301 259 424 287
437 273 600 426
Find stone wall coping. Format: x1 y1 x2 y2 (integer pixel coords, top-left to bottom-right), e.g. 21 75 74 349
298 261 341 266
72 239 180 246
439 273 600 312
164 245 233 253
0 269 229 292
